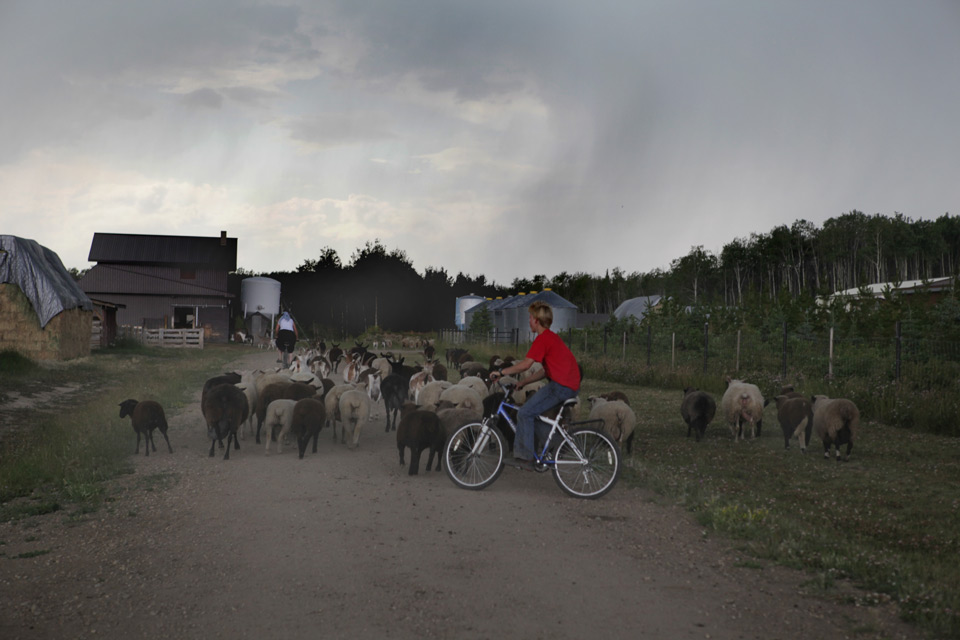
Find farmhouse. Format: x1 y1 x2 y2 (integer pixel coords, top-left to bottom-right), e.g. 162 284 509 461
79 231 237 343
0 235 93 361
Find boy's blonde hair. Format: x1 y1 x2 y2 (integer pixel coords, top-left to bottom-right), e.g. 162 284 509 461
528 301 553 329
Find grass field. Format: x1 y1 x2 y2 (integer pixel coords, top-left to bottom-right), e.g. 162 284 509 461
2 340 959 637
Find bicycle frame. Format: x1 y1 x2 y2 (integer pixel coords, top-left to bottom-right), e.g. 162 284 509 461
478 388 585 468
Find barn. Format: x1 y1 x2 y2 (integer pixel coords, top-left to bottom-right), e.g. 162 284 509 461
79 231 237 343
465 289 579 341
0 235 93 361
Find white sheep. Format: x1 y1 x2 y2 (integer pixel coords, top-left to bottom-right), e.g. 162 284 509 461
417 380 453 410
438 385 484 415
338 389 371 448
325 383 357 440
263 399 297 454
455 375 488 399
719 378 765 440
370 356 392 381
812 395 860 461
234 381 258 440
587 397 636 453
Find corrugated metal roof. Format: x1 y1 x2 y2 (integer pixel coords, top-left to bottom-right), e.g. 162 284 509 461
501 290 578 309
88 232 237 270
79 264 232 297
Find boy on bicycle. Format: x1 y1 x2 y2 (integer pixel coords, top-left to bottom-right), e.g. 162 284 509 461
489 301 581 470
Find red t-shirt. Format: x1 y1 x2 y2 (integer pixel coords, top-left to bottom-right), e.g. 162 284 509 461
526 329 581 391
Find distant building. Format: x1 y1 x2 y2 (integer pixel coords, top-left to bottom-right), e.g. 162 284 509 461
79 231 237 342
454 294 485 330
822 278 954 307
0 235 93 360
464 289 578 342
613 295 664 323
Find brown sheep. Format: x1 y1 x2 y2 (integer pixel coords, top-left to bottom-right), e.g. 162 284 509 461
773 394 813 452
396 403 445 475
118 399 173 456
680 388 716 442
812 395 860 461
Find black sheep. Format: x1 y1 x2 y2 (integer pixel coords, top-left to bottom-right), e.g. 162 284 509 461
202 383 247 460
680 388 717 442
396 404 445 475
119 399 173 456
291 398 326 459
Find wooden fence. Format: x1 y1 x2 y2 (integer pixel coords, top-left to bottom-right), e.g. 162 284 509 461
122 327 205 349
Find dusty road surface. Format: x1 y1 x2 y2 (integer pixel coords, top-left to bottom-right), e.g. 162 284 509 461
0 349 920 640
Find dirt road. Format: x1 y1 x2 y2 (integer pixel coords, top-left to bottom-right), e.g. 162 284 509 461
0 349 920 639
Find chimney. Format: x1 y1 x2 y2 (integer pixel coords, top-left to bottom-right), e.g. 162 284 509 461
220 230 227 246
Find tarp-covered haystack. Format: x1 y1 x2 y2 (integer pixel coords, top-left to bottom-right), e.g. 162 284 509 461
0 235 93 360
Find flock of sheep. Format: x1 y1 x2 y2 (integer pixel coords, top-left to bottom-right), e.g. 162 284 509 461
116 341 860 470
681 379 860 460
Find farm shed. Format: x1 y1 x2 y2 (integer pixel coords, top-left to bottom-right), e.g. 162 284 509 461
464 289 578 340
613 295 664 323
79 231 237 343
0 235 93 361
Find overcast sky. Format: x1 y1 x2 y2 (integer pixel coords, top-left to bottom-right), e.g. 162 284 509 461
1 1 958 286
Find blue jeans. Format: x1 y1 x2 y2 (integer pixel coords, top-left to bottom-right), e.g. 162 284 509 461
515 381 578 460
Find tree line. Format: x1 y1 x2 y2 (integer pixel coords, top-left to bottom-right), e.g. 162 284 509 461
232 212 960 336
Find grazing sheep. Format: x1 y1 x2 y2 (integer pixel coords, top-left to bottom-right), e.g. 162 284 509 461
773 394 814 452
587 397 637 453
680 388 716 442
338 389 371 448
396 403 445 475
719 378 765 441
381 373 407 432
439 385 484 415
291 398 326 459
417 380 453 411
263 399 298 453
118 399 173 456
812 395 860 461
202 383 248 460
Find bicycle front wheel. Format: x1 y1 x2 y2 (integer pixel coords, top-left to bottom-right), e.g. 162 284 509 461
552 428 621 499
445 422 506 491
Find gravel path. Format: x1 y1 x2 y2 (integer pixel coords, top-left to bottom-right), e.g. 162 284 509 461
0 349 921 639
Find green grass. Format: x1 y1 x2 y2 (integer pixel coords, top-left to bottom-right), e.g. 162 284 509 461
447 339 960 638
0 343 247 517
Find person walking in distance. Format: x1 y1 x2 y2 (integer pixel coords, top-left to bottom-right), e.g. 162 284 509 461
275 311 298 367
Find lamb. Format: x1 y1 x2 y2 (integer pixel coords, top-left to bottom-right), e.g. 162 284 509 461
338 389 371 448
587 397 637 453
811 395 860 461
719 378 765 441
438 385 484 415
262 399 298 454
118 399 173 456
417 380 453 411
773 394 814 452
396 403 445 475
256 380 316 443
680 388 716 442
202 383 248 460
291 398 326 459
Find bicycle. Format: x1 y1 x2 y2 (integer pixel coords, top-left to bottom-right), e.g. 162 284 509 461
444 384 622 499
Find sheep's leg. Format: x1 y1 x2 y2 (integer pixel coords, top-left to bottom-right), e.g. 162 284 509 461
223 432 233 460
408 446 423 475
136 431 143 455
311 430 320 453
148 430 158 453
398 443 406 467
208 437 216 457
843 441 853 461
793 419 807 452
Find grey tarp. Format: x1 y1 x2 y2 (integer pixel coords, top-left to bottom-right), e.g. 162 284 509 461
0 235 92 328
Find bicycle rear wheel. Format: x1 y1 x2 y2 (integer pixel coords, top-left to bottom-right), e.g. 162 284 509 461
445 422 505 490
552 428 621 499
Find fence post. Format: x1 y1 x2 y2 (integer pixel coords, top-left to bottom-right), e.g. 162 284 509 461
895 320 902 382
603 328 608 355
736 329 741 372
671 332 676 369
622 331 627 360
703 322 709 375
782 321 788 378
828 326 834 378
